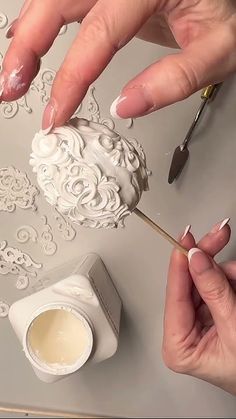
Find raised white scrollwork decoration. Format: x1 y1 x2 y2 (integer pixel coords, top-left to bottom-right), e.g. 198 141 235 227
87 86 115 130
0 240 42 292
54 207 76 241
30 118 149 228
15 275 29 290
0 167 39 212
16 219 58 256
0 96 32 119
30 68 56 105
16 225 38 244
39 215 57 256
0 240 42 269
0 301 9 318
0 13 8 29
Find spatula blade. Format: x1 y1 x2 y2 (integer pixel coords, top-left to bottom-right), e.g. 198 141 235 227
168 146 189 184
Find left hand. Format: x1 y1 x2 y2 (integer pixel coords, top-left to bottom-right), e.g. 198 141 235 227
163 218 236 395
2 0 236 130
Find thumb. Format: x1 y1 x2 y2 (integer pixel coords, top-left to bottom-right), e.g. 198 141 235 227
188 248 236 335
110 27 236 118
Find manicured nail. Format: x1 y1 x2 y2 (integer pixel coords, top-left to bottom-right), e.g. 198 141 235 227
211 217 230 233
188 248 212 274
5 19 18 39
181 225 191 240
110 87 154 119
42 99 57 134
110 95 124 119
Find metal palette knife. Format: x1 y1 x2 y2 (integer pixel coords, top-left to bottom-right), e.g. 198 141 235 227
168 83 222 184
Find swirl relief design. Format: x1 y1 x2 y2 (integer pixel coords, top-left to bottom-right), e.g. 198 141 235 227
0 240 42 297
30 118 149 229
0 166 39 212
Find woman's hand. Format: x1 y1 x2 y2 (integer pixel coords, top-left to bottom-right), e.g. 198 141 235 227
163 218 236 395
2 0 236 130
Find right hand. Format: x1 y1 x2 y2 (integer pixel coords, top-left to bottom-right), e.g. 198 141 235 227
163 219 236 396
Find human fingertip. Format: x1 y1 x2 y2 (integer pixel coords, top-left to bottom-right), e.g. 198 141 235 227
188 248 213 274
110 95 123 119
181 225 191 241
42 99 57 134
110 87 154 119
210 217 230 233
219 217 230 231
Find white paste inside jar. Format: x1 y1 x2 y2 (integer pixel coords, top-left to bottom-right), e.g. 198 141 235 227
27 309 90 367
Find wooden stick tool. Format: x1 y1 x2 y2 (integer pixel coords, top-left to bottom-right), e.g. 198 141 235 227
134 208 188 257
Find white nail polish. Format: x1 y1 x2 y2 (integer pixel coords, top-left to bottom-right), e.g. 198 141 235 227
188 248 201 263
181 225 191 240
218 217 230 231
110 95 126 119
42 123 54 135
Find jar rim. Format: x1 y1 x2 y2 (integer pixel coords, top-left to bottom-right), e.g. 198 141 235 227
23 303 93 376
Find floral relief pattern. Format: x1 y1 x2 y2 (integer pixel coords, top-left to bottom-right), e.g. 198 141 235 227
0 301 9 318
0 240 42 297
0 166 39 212
30 118 149 228
30 68 56 106
39 215 57 256
0 12 8 29
54 207 76 241
16 225 38 244
16 217 58 256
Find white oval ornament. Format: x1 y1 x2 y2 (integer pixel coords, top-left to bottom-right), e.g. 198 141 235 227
30 118 150 229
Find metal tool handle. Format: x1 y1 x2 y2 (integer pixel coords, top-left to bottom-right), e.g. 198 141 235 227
201 83 222 100
181 83 221 149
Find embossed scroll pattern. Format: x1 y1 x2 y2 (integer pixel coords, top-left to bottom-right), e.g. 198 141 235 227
39 216 57 256
0 301 9 318
30 118 149 229
0 12 8 29
54 208 76 241
0 166 39 212
0 240 42 294
16 217 57 256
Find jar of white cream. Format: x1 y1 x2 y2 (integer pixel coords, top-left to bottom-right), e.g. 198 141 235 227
9 254 122 383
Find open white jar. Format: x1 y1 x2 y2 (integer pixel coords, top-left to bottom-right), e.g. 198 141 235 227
9 254 122 383
24 304 94 378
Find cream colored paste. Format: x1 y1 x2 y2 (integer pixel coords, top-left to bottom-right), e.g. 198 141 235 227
27 309 90 367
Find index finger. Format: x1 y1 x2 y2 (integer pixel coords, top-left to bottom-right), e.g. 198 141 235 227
43 0 157 129
1 0 96 102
